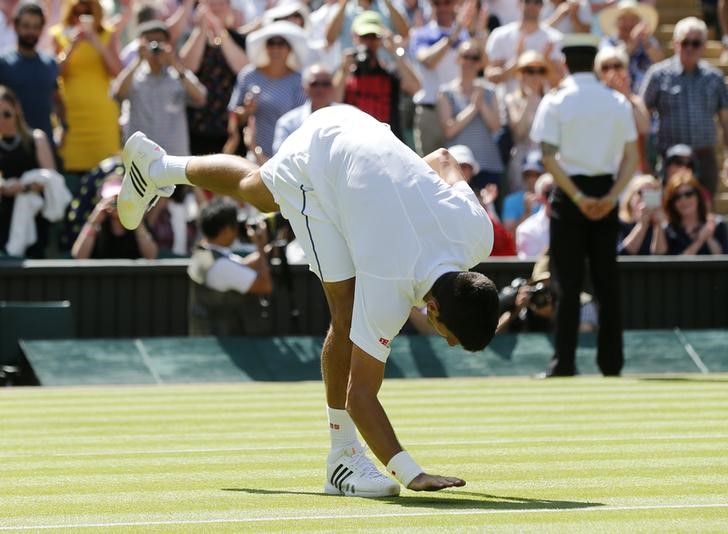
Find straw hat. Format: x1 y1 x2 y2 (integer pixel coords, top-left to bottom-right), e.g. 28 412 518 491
599 0 659 37
516 50 548 70
245 21 309 71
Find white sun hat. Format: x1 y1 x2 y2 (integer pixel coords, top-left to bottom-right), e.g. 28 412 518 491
245 20 309 71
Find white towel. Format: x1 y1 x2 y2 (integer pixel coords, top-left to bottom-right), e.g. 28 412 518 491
4 169 72 257
5 192 43 257
19 169 72 222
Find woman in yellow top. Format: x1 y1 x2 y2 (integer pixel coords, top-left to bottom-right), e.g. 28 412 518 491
50 0 122 174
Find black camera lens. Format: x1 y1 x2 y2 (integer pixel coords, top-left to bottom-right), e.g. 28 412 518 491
528 282 551 309
148 41 161 54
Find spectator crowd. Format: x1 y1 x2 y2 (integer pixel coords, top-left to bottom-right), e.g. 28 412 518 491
0 0 727 271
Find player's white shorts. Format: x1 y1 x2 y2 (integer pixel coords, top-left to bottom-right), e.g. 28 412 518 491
260 169 354 284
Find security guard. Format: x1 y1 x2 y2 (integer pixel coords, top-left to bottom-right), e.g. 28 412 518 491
530 34 639 377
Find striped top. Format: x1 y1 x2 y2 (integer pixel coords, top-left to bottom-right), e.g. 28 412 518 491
228 66 306 157
440 79 504 173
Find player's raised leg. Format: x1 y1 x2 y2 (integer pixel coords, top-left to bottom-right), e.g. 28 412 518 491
118 131 278 230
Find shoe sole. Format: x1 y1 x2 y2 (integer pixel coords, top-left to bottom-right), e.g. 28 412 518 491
118 132 155 230
323 482 400 498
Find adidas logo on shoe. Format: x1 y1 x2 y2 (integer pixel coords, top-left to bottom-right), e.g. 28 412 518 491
324 446 400 498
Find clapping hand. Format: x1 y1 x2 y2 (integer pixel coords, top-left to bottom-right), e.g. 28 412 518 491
697 214 717 242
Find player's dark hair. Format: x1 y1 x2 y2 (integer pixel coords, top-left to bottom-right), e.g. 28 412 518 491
200 198 238 239
563 47 597 74
14 1 45 25
431 271 499 351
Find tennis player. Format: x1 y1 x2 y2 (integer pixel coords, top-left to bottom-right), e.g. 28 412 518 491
118 105 499 497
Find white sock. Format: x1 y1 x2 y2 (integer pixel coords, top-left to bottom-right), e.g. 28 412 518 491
150 155 192 187
327 407 359 462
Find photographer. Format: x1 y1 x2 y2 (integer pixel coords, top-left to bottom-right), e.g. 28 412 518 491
496 272 554 334
71 177 158 259
496 255 597 334
112 20 206 155
188 197 273 336
334 11 420 140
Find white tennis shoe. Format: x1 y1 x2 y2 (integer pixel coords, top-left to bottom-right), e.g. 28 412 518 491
118 131 175 230
325 446 400 498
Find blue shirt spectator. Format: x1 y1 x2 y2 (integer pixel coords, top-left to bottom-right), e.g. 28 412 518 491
0 2 62 150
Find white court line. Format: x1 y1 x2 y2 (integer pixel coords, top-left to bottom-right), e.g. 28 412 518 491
0 432 724 459
1 503 727 530
134 339 162 385
673 328 710 374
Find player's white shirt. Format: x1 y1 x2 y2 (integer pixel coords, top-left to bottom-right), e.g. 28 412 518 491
260 105 493 361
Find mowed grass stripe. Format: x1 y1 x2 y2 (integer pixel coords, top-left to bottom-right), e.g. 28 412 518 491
2 504 728 533
4 438 727 471
4 402 728 436
4 393 728 423
2 376 727 531
1 375 724 403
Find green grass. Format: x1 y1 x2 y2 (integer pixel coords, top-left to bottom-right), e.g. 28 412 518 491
1 376 728 533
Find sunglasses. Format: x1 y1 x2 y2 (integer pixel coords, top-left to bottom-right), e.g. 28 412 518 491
601 62 624 72
673 189 697 201
0 110 14 119
309 79 333 88
266 38 289 47
524 0 543 5
461 54 481 62
359 33 381 40
523 67 546 75
680 39 704 49
432 0 453 6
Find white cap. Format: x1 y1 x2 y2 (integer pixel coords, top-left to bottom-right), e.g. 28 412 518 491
448 145 480 174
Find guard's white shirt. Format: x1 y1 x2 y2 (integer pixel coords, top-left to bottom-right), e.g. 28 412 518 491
204 244 258 294
260 105 494 361
530 73 637 176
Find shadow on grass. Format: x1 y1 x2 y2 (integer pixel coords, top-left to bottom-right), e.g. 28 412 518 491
222 488 602 510
639 377 728 383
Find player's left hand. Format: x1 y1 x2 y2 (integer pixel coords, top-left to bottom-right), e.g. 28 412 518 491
407 473 466 491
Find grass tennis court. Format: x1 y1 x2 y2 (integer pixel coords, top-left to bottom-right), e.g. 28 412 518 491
1 375 727 532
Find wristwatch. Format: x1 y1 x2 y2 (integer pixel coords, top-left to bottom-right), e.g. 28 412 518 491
394 46 406 58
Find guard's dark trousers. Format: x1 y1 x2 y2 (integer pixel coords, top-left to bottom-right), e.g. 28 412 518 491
549 174 623 376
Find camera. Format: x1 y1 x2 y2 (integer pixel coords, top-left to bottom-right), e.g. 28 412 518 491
498 277 552 313
642 188 662 209
527 282 551 309
148 41 161 54
353 44 376 73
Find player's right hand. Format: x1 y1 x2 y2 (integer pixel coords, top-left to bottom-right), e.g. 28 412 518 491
406 473 466 492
